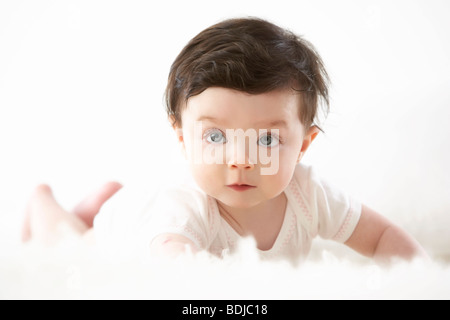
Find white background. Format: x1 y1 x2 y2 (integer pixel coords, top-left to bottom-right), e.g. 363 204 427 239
1 0 449 253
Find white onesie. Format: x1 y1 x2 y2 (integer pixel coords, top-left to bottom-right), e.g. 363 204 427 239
93 164 362 263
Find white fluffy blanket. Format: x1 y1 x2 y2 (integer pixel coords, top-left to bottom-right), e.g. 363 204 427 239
1 229 449 300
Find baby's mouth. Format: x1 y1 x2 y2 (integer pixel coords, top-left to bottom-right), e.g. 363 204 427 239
226 184 256 192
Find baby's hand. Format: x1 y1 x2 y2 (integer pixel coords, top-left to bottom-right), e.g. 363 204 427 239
71 181 123 228
21 182 122 245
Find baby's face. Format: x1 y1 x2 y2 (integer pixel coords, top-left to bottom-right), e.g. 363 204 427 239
174 87 313 209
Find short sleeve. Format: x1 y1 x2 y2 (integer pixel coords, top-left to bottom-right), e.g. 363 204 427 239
293 164 362 243
144 184 212 250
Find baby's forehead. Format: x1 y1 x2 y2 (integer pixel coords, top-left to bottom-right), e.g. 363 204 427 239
183 87 301 122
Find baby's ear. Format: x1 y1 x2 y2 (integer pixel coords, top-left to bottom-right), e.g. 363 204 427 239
297 125 320 163
169 115 187 158
168 116 182 139
175 127 184 144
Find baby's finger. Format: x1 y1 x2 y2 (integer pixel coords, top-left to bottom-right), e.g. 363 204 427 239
71 181 123 228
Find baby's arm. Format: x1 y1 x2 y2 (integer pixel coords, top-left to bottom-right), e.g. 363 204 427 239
344 204 428 263
150 233 199 258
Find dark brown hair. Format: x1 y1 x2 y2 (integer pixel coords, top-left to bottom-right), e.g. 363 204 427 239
165 17 330 130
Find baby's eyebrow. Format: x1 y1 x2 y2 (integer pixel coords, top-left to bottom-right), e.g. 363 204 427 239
196 116 222 123
254 119 288 128
195 116 288 128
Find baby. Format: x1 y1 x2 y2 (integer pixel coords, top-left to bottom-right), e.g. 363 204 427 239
22 18 427 264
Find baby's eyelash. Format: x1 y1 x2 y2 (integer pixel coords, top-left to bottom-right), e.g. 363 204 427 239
266 131 283 144
203 128 224 137
203 128 227 144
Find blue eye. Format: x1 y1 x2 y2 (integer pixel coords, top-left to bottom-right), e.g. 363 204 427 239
205 129 227 144
259 133 279 147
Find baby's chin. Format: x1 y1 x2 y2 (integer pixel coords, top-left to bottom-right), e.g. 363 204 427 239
220 199 257 209
211 191 266 210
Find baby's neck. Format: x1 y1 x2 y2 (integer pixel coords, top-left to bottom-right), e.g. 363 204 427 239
217 192 287 250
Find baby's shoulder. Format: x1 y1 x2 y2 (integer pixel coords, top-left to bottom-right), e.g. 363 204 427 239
151 181 211 221
155 181 208 205
291 163 320 194
148 181 219 249
291 163 348 201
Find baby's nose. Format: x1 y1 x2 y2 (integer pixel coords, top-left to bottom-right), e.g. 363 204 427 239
227 159 255 170
225 133 256 170
227 147 255 170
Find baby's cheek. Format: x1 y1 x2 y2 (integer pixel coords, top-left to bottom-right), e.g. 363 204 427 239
190 164 221 190
265 163 294 192
264 174 286 195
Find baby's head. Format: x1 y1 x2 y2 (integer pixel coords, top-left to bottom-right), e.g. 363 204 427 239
164 18 330 208
166 17 329 132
